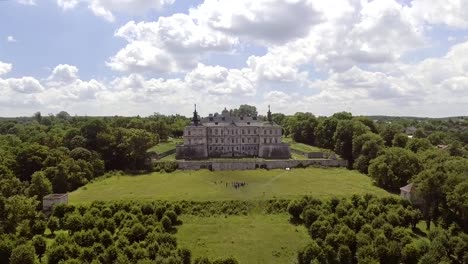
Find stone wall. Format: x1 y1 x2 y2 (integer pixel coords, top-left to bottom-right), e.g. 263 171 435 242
290 148 326 159
175 144 208 160
258 143 291 159
176 158 347 171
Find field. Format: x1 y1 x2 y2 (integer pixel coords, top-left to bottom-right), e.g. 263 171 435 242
147 138 182 154
282 137 323 152
177 214 310 264
69 168 391 203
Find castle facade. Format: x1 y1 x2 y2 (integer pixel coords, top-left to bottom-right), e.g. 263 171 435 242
175 106 291 159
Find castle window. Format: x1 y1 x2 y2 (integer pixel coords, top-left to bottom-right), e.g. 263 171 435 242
232 138 234 143
209 117 213 121
242 138 244 143
188 131 191 135
240 116 244 120
216 139 218 143
264 138 266 143
222 117 225 121
209 146 212 151
215 122 218 125
247 122 250 125
221 139 224 143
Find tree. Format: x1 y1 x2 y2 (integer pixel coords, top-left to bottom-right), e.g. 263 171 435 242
380 123 403 147
9 243 36 264
368 148 421 192
15 143 50 181
48 216 60 235
230 104 258 117
161 216 172 232
32 235 47 259
352 133 384 173
407 138 433 153
27 171 52 202
392 133 409 148
315 117 338 149
65 213 83 234
334 120 369 167
4 195 39 233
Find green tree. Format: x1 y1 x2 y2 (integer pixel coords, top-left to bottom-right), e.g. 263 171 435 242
406 138 433 153
315 117 338 149
27 171 52 202
9 243 36 264
32 235 47 259
392 133 409 148
47 216 60 235
352 133 384 173
334 120 369 167
368 148 422 192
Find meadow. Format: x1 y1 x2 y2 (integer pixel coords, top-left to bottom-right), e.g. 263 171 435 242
177 214 310 264
69 168 391 203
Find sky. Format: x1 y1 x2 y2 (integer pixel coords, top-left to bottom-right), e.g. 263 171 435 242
0 0 468 118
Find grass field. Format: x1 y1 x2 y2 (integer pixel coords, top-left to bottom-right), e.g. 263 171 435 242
148 138 182 154
282 137 322 152
69 168 391 203
177 214 309 264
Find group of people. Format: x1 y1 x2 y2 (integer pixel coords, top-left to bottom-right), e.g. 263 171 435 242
213 180 248 189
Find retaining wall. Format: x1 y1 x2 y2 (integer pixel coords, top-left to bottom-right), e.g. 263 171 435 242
177 158 347 171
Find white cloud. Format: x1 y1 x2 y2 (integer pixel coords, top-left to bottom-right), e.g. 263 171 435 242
108 16 238 73
47 64 79 85
7 36 17 42
57 0 80 10
0 61 12 76
406 0 468 29
16 0 35 5
185 63 257 96
56 0 175 22
192 0 322 44
5 77 44 94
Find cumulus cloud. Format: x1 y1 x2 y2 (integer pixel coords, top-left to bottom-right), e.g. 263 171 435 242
47 64 79 85
108 16 238 73
192 0 322 44
56 0 175 22
406 0 468 29
5 77 44 94
0 61 12 76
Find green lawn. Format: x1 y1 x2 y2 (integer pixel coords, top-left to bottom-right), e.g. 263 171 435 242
282 137 322 152
177 214 309 264
69 168 391 203
148 139 182 154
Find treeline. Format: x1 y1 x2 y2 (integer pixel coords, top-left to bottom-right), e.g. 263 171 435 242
0 200 239 264
274 111 468 232
287 195 468 264
0 112 189 196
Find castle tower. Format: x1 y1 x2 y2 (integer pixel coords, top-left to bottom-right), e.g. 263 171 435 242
193 104 200 126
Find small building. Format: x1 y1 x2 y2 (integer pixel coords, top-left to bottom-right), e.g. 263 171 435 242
43 193 68 212
405 126 417 135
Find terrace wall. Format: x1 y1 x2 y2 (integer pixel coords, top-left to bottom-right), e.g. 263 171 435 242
176 158 347 171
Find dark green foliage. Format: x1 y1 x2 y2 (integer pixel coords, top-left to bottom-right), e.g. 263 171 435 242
32 235 47 259
368 147 421 192
9 243 36 264
47 216 60 235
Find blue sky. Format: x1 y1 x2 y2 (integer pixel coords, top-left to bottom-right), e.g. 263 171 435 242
0 0 467 117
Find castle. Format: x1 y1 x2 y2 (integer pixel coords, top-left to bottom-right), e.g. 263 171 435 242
175 106 291 160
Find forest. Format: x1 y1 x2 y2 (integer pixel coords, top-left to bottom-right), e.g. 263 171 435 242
0 106 467 263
